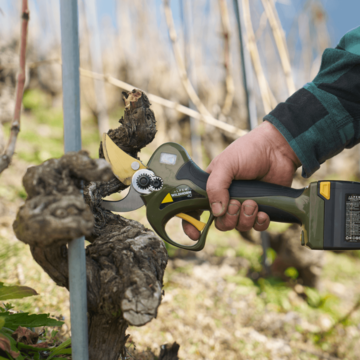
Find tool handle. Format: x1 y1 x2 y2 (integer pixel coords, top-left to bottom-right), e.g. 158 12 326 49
145 139 311 251
176 160 304 224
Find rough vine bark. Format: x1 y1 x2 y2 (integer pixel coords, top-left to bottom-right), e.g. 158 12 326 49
13 90 179 360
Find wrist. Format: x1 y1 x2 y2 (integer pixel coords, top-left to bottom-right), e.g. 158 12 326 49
262 121 301 169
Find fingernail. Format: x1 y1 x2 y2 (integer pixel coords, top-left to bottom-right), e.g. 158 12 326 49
227 203 240 216
257 216 266 225
244 205 256 216
211 202 223 216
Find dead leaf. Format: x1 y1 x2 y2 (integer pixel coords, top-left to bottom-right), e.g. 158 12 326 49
11 326 39 345
31 341 51 348
0 333 20 358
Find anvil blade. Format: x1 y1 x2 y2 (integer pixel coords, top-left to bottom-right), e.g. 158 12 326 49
101 184 145 212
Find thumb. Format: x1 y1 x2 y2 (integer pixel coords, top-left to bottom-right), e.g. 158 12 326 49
206 161 233 217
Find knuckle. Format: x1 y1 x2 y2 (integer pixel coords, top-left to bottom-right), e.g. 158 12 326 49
215 219 225 232
215 217 235 232
237 223 253 232
237 215 255 232
222 217 238 231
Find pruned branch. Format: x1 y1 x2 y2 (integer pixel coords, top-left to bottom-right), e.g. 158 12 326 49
260 0 296 95
255 11 268 41
163 0 213 118
80 68 248 138
218 0 235 115
241 0 277 113
0 0 29 174
2 56 248 138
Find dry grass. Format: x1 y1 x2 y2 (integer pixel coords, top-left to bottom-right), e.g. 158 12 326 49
1 92 360 359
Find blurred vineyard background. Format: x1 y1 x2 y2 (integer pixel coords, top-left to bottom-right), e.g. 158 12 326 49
1 0 360 359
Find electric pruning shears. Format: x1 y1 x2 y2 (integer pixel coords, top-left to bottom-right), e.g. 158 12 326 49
101 134 360 251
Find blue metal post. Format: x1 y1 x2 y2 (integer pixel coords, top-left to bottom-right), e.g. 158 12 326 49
60 2 89 359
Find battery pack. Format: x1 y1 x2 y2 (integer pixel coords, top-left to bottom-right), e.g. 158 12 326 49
319 181 360 250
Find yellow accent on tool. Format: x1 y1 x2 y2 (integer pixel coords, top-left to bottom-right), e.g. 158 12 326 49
320 181 331 200
176 213 206 232
161 193 173 204
102 133 147 185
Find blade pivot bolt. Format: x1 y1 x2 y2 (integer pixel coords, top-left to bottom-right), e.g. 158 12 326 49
131 161 140 170
132 169 156 194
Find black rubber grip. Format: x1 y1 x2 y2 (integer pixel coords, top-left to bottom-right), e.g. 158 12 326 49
176 161 303 224
257 205 301 224
177 161 304 198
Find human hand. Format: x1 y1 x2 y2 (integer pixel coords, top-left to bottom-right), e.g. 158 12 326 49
183 121 301 240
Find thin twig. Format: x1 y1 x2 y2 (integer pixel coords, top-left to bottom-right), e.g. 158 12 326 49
218 0 235 115
290 342 341 360
319 297 360 340
241 0 276 113
80 68 248 138
1 56 248 138
298 11 312 80
83 0 109 135
0 0 29 175
260 0 296 95
163 0 213 118
255 11 267 41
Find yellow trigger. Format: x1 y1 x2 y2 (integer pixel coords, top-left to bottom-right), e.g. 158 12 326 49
161 193 206 231
176 213 206 232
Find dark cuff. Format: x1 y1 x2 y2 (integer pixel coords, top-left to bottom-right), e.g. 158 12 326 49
264 75 356 178
263 114 317 178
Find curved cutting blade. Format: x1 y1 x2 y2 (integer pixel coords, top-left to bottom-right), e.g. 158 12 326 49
101 184 145 212
102 133 147 185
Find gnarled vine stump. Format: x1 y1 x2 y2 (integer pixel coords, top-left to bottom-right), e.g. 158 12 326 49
13 90 179 360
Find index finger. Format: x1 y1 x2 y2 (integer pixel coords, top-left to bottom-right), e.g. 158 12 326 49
182 210 202 241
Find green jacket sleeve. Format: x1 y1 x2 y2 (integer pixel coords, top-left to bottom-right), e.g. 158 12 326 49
264 26 360 178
